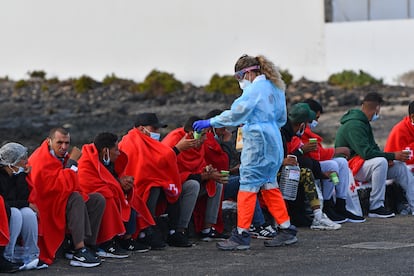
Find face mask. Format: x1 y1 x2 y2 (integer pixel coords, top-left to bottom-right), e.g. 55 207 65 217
9 165 25 175
238 79 252 90
296 124 305 137
212 128 219 141
310 120 318 129
371 113 380 122
103 149 110 166
149 132 161 141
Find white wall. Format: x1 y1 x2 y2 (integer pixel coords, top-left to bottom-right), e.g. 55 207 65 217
325 19 414 83
0 0 326 85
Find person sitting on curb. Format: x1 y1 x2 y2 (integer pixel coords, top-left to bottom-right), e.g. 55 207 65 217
78 132 152 258
0 143 43 270
335 92 412 218
27 127 105 267
302 99 365 223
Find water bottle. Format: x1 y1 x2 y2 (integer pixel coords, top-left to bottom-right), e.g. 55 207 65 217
279 155 300 200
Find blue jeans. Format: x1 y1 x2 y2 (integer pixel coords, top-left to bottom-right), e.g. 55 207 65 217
224 175 265 226
124 209 137 235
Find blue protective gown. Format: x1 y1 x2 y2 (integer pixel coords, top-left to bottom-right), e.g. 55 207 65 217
210 75 286 192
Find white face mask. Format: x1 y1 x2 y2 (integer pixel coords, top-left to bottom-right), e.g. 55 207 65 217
238 79 252 90
103 148 110 166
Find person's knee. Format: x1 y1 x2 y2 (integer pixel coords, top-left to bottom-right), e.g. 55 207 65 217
88 193 106 209
10 207 22 222
375 157 389 170
183 179 200 196
20 207 36 219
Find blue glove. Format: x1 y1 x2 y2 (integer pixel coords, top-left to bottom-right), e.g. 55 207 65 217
193 119 211 132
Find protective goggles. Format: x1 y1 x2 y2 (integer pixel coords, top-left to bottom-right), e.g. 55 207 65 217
234 65 260 81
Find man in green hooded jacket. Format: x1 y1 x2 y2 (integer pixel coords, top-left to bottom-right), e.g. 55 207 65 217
335 92 412 218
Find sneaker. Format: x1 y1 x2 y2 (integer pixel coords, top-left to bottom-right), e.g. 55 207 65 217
216 229 251 251
249 224 277 239
35 260 49 270
323 205 348 224
167 231 193 247
70 247 101 268
397 203 411 215
118 238 150 253
0 255 20 273
139 227 167 250
264 225 298 247
343 211 366 223
97 239 129 258
368 206 395 218
19 258 39 270
311 213 341 230
200 227 229 242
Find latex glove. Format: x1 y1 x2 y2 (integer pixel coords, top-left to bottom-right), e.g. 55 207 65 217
193 119 211 131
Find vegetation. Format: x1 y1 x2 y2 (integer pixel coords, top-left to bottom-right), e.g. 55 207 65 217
133 70 183 95
280 69 293 87
205 74 240 95
73 75 97 93
328 70 382 89
28 70 46 79
14 80 29 89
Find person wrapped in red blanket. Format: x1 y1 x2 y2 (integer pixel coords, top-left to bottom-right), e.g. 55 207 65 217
78 132 153 256
0 195 20 273
119 113 184 248
162 116 228 242
27 127 105 267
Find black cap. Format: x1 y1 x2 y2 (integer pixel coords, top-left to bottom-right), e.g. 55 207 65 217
134 113 167 128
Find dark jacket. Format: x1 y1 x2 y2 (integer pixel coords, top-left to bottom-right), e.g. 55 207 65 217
335 109 394 160
0 168 30 209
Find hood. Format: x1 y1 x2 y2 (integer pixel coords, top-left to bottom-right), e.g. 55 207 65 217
340 109 369 125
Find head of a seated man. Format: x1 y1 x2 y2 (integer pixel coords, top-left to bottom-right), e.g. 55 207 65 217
48 127 70 158
362 92 383 122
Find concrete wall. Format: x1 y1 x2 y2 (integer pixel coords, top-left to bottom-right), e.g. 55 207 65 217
0 0 326 85
325 19 414 83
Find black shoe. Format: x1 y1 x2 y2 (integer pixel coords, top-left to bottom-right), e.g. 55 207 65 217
335 198 366 223
368 206 395 218
343 210 366 223
118 238 150 253
167 231 193 247
139 227 167 250
324 200 347 224
97 239 129 258
70 247 101 268
200 227 229 242
0 255 20 273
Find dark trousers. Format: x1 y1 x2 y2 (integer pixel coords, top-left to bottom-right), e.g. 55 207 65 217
66 192 105 246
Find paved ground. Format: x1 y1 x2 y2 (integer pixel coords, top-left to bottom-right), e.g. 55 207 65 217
19 215 414 275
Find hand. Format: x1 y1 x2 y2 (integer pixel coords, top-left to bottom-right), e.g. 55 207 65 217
283 155 298 166
193 119 211 132
175 134 198 152
120 176 134 192
69 146 82 161
29 203 39 215
301 142 317 153
394 151 410 162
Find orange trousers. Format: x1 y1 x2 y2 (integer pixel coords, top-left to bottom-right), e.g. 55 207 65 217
237 189 290 229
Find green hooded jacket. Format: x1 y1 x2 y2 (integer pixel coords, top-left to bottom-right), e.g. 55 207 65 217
334 109 395 160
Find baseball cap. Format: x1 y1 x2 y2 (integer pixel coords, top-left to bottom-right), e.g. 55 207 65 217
288 103 316 123
134 113 167 128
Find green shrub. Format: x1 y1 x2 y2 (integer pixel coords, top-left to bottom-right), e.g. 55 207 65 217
74 75 97 93
47 77 59 85
328 70 382 89
134 70 183 95
103 73 120 86
28 70 46 79
14 80 29 89
205 74 240 95
280 69 293 87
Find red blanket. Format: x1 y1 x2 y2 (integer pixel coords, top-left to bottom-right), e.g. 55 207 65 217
301 126 335 161
78 143 132 244
348 155 365 176
119 128 181 213
385 116 414 165
27 140 87 265
0 196 9 246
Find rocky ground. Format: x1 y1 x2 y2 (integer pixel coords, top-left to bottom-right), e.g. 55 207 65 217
0 78 413 152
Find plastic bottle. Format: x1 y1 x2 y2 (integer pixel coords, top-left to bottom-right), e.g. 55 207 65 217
279 155 300 200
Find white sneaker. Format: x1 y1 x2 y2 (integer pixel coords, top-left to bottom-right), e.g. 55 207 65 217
310 213 341 230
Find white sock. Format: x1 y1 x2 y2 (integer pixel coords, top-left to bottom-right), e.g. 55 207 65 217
201 228 211 234
237 227 248 234
313 209 323 220
279 221 291 229
169 229 176 235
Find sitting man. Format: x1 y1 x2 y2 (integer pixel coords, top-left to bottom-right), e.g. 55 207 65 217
27 127 105 267
302 99 365 223
335 93 412 218
78 132 152 257
162 116 227 241
385 100 414 168
0 195 20 273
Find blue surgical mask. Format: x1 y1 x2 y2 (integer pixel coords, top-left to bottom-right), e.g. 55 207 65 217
238 79 252 90
310 120 318 129
296 125 305 137
103 149 110 166
9 165 25 175
371 113 380 122
212 128 219 141
149 132 161 141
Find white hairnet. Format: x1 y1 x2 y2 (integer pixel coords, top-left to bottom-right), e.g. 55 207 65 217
0 142 28 166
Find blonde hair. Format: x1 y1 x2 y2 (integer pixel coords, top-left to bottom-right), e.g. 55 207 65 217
234 54 286 91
